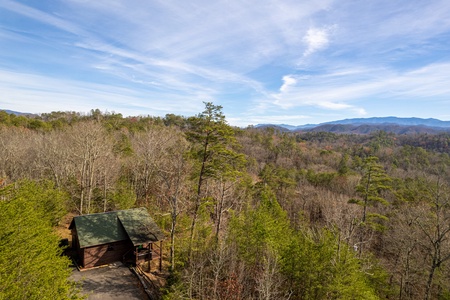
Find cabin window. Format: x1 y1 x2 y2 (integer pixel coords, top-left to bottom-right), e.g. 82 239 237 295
107 245 114 251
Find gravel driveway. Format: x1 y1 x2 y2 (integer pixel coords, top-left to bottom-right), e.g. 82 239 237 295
71 262 148 300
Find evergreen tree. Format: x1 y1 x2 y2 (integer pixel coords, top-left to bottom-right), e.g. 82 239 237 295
186 102 245 257
280 230 384 299
349 156 392 255
0 180 79 300
230 187 291 266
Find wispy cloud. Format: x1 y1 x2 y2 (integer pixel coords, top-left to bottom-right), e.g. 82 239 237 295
228 114 312 128
1 0 85 36
323 0 450 60
0 69 202 116
2 0 450 125
0 0 339 96
271 62 450 115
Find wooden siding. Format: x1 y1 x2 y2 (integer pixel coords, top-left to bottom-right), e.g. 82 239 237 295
82 240 134 269
71 228 84 265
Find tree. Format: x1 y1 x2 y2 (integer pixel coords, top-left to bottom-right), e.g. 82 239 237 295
152 127 191 271
210 173 249 243
66 121 114 214
228 187 291 299
130 127 163 204
185 102 244 258
130 125 192 270
35 131 72 188
0 180 79 299
0 127 34 182
280 230 385 300
382 176 432 299
349 156 392 254
416 176 450 300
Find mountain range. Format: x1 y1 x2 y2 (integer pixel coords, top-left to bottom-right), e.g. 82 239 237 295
3 109 450 134
1 109 35 116
256 117 450 134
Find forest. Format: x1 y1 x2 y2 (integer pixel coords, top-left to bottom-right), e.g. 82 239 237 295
1 103 450 299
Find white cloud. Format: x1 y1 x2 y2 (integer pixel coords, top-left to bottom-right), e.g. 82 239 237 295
354 108 367 116
228 114 311 127
316 101 351 110
270 62 450 116
303 27 331 57
280 75 298 92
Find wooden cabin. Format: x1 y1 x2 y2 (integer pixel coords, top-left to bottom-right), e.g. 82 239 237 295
69 207 164 270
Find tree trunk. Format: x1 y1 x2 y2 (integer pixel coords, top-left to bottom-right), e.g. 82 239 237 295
425 259 437 300
188 137 209 260
170 200 178 272
215 181 226 243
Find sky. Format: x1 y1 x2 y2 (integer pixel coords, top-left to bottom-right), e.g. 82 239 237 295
1 0 450 127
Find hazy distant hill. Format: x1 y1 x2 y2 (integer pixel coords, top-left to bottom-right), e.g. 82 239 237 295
308 124 450 134
256 117 450 134
251 124 292 132
323 117 450 128
1 109 34 116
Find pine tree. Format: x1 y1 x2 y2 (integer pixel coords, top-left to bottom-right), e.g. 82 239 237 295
185 102 245 258
349 156 392 254
0 180 79 300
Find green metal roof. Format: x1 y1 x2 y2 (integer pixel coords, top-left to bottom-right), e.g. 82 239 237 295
117 208 165 246
70 208 164 248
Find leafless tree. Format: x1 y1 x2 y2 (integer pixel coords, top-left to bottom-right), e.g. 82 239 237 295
66 121 113 214
416 177 450 300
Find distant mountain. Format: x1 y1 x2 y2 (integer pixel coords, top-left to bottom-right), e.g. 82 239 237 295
323 117 450 128
255 117 450 134
308 124 450 135
1 109 34 116
255 123 317 131
253 124 292 132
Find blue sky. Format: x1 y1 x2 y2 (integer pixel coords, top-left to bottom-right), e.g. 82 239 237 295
1 0 450 126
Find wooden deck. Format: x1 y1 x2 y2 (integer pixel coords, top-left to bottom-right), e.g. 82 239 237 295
123 241 163 272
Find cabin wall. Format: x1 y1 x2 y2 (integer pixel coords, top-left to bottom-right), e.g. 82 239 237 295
71 228 84 265
82 240 134 269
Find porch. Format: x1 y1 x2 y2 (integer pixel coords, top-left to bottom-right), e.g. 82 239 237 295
123 241 163 272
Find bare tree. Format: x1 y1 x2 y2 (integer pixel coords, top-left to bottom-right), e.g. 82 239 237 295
66 121 113 214
154 129 190 271
131 126 191 270
210 175 249 243
416 176 450 300
256 249 285 300
130 127 163 205
34 131 72 188
0 128 35 181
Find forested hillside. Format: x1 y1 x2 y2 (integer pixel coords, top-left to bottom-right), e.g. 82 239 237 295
2 105 450 299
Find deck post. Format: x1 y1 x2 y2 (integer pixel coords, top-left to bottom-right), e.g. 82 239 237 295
148 244 151 272
135 246 138 266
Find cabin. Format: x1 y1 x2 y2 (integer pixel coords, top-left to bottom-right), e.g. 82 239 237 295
69 207 164 270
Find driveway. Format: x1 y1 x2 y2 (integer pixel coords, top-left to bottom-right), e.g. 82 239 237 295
71 262 148 300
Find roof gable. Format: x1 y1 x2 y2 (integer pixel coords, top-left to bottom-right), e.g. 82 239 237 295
70 208 164 248
70 212 128 248
117 207 165 246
